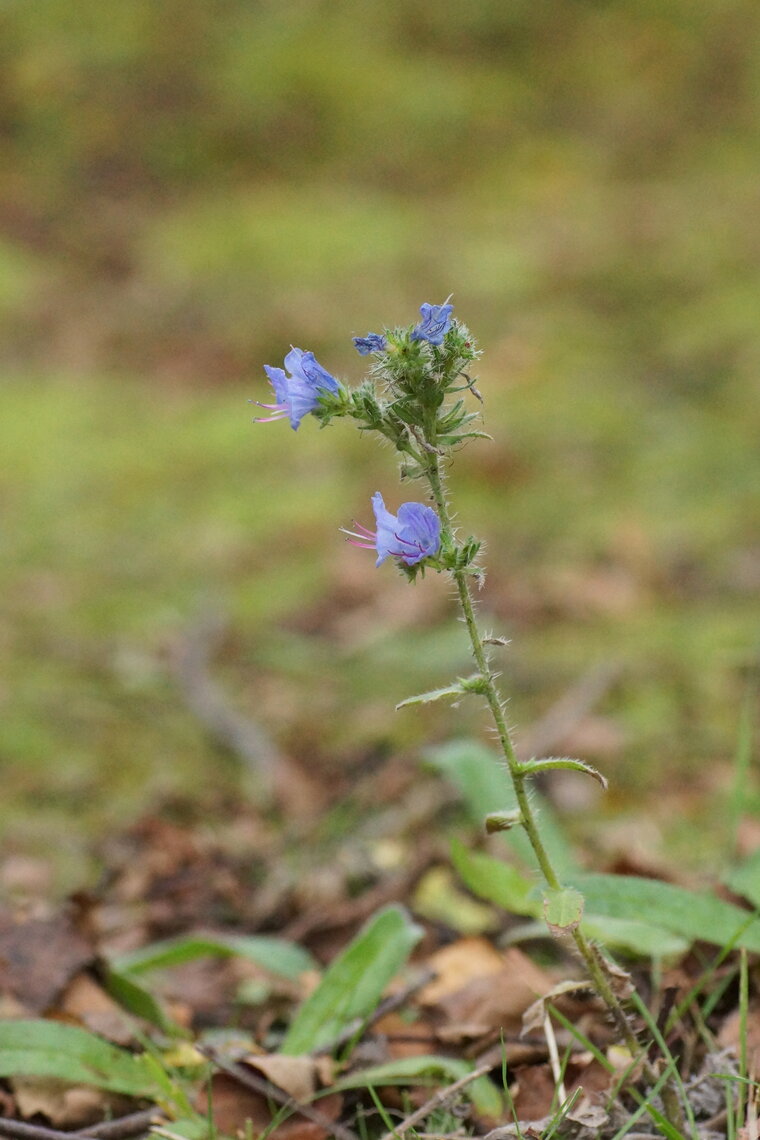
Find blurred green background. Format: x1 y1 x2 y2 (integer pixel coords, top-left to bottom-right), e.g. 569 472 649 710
2 0 759 889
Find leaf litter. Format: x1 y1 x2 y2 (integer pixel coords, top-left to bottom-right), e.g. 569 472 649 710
0 783 757 1140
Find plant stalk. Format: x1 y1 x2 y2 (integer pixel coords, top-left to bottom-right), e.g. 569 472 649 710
423 451 644 1058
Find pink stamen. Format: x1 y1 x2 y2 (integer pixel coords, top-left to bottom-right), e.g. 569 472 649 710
340 525 377 548
351 520 376 539
253 411 289 422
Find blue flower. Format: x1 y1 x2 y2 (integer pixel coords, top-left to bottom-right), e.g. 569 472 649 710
410 299 454 346
256 347 339 430
342 492 441 567
353 333 388 356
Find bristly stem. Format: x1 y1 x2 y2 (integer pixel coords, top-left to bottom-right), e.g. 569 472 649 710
423 449 644 1057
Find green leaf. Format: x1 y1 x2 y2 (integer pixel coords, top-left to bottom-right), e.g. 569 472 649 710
451 839 536 914
102 966 178 1034
396 676 476 710
578 915 688 958
281 905 422 1055
543 887 584 933
724 848 760 909
111 932 316 980
334 1055 502 1117
517 756 608 791
0 1021 160 1096
571 874 760 952
426 739 577 876
452 844 691 957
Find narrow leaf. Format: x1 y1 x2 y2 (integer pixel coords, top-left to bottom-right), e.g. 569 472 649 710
335 1055 502 1117
102 966 176 1033
724 848 760 909
281 905 422 1055
0 1021 159 1096
112 932 315 980
451 839 536 915
579 915 688 958
571 873 760 952
426 740 577 875
518 756 608 791
396 678 472 710
452 844 691 957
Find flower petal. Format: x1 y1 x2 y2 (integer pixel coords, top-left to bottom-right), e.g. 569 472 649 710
263 365 289 405
371 491 400 566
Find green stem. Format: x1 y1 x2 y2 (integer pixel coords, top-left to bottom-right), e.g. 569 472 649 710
423 452 644 1058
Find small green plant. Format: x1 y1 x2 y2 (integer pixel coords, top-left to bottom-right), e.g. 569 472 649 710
254 302 644 1055
253 301 759 1132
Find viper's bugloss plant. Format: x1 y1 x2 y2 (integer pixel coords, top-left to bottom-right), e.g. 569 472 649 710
253 298 658 1084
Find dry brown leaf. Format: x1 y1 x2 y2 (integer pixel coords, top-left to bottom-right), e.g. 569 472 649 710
243 1054 317 1102
510 1062 557 1122
419 937 504 1004
0 909 94 1013
372 1011 437 1059
422 945 554 1036
201 1073 342 1140
11 1076 128 1128
719 1004 760 1078
58 971 136 1045
522 980 592 1035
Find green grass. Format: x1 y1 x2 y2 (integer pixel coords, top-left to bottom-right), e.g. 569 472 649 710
1 347 757 888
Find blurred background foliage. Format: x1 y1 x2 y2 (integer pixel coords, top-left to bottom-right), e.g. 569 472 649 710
1 0 759 888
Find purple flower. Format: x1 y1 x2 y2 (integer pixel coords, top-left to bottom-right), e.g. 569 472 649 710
255 347 339 430
342 492 441 567
353 332 388 356
410 299 454 346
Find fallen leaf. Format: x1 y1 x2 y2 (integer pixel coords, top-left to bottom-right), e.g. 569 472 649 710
510 1062 556 1122
422 944 554 1036
201 1073 342 1140
718 1003 760 1077
244 1053 317 1102
11 1076 128 1128
58 972 136 1045
0 909 94 1013
419 937 504 1004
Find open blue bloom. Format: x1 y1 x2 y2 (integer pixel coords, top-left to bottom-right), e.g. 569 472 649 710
353 332 388 356
256 347 339 430
342 492 441 567
410 299 454 346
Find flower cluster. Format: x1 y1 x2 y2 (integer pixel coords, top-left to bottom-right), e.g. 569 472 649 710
255 300 478 573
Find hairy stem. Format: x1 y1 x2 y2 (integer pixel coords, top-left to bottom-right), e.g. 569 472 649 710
423 451 644 1057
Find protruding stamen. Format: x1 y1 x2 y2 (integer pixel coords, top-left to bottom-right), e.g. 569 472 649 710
253 410 289 422
340 526 378 548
